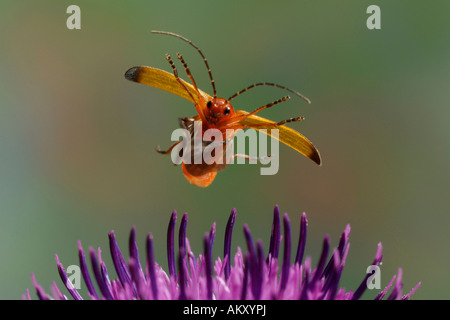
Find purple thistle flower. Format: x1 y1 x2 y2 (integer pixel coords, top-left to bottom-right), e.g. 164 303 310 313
25 206 421 300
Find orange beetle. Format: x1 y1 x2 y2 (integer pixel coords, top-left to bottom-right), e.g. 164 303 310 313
125 31 321 187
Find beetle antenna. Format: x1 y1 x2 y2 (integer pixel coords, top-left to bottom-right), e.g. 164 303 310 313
152 30 217 98
244 96 291 119
227 82 311 104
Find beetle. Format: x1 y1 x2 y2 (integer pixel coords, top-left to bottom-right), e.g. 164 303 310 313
125 31 321 187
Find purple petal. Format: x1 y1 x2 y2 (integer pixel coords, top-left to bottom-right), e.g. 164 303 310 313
387 268 403 300
129 257 147 299
51 281 67 300
100 260 115 299
243 224 260 299
89 247 113 300
167 211 177 278
267 205 281 263
78 241 99 299
55 254 83 300
298 267 310 300
320 250 341 299
31 273 50 300
23 288 31 300
323 224 350 277
331 242 351 298
375 274 396 300
129 228 146 295
295 212 308 265
402 282 421 300
209 222 216 249
204 233 213 300
279 213 291 293
146 233 158 300
179 213 188 260
337 225 351 257
312 235 330 283
243 224 256 259
109 231 136 297
224 208 237 281
241 253 250 300
129 227 144 281
178 248 187 300
353 242 383 300
253 240 264 299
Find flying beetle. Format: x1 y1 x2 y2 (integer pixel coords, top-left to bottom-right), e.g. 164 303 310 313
125 31 321 187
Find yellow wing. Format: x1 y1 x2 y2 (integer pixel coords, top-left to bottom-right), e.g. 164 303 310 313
236 110 321 165
125 66 212 103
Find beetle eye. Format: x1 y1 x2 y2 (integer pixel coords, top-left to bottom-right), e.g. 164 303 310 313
224 107 231 115
207 101 212 108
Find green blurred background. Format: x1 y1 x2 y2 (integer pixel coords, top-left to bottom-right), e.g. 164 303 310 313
0 1 449 299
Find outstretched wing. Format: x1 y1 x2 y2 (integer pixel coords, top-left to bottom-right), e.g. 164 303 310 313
236 110 321 165
124 66 212 103
124 67 321 165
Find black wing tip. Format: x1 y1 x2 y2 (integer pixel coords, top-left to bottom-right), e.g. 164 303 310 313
312 151 322 166
124 67 141 82
314 156 322 166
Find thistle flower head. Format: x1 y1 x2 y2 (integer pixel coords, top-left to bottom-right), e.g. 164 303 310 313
25 206 420 300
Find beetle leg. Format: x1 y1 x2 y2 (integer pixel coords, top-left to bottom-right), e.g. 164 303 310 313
155 141 181 155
